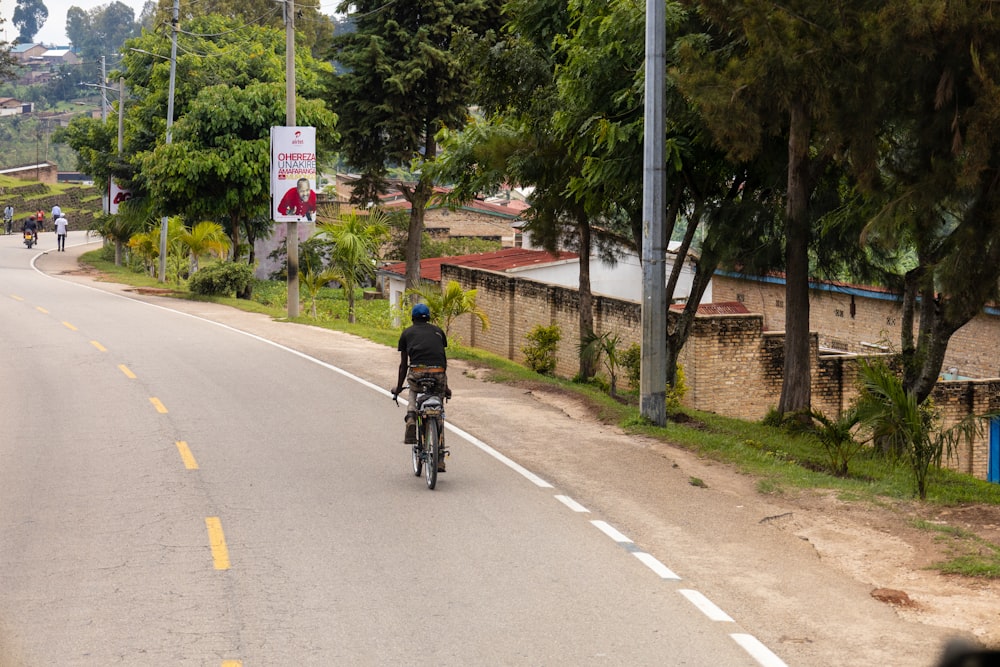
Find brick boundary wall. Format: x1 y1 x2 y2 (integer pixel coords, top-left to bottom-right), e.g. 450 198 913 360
442 264 998 480
713 273 1000 380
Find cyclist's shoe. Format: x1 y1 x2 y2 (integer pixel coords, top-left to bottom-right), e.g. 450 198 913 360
404 412 417 444
437 458 446 473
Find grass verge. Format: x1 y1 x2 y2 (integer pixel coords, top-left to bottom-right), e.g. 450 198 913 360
79 249 1000 577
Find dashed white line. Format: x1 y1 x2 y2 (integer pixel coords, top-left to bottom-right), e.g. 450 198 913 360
554 495 589 512
633 551 680 580
43 264 784 666
731 633 788 667
591 520 632 543
679 589 734 622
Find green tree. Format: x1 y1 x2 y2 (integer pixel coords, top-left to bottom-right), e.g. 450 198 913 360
13 0 47 43
851 2 1000 404
0 20 19 82
579 331 625 398
315 210 389 324
66 2 141 66
678 0 878 420
433 0 602 379
150 0 334 57
407 280 489 338
325 0 502 295
853 359 985 500
179 221 231 273
551 0 788 392
87 17 339 293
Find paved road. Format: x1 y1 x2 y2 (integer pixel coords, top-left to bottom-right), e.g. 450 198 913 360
0 232 964 666
0 234 777 665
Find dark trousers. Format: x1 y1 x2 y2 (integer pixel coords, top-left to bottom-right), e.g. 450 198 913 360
57 233 66 250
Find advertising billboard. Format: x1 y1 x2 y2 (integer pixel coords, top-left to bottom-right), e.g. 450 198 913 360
271 126 317 222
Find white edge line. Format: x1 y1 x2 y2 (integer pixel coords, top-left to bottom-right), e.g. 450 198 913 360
554 495 590 512
730 633 788 667
38 257 554 489
445 421 553 488
679 589 734 622
591 520 632 544
632 551 681 580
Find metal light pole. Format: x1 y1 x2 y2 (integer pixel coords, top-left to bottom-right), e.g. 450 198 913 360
158 0 180 283
285 0 299 318
640 0 667 425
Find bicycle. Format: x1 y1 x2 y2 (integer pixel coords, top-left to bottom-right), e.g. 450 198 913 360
393 377 449 490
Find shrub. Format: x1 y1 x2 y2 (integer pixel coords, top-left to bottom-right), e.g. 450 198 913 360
621 343 641 390
522 324 561 374
189 261 255 297
665 363 688 413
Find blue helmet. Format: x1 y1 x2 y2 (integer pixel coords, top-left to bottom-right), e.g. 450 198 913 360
411 303 430 321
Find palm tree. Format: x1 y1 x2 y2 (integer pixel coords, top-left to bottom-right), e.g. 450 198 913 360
315 210 390 324
94 199 151 266
853 358 985 499
407 280 489 338
126 229 159 276
179 221 231 273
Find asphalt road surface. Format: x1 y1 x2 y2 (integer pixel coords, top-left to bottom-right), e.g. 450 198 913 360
0 232 968 666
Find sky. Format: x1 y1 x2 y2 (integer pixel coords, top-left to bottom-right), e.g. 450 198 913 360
1 0 148 46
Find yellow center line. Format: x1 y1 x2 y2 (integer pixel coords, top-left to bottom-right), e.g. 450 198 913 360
10 294 23 301
36 306 48 314
205 517 231 570
90 340 107 352
221 661 242 667
149 397 168 413
62 321 77 331
175 441 199 470
119 365 137 379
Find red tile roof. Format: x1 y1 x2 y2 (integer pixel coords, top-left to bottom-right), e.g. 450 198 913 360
381 247 578 282
669 301 750 315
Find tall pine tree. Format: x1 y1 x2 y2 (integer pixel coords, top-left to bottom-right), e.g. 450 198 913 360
325 0 501 293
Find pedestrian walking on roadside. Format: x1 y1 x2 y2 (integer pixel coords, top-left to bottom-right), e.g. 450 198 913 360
55 214 68 252
35 209 44 233
2 204 12 235
50 204 62 224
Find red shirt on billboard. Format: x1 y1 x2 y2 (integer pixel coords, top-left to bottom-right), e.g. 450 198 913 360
278 178 317 220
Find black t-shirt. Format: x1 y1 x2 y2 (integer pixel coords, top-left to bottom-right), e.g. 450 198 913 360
398 322 448 368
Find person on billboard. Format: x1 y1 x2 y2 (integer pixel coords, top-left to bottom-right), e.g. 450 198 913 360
278 178 317 221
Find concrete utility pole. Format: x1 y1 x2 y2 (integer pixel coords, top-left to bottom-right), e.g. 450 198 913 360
158 0 179 283
117 78 125 155
285 0 299 318
640 0 667 426
100 56 108 121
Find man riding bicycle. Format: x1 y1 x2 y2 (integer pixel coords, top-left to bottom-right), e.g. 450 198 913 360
392 303 450 465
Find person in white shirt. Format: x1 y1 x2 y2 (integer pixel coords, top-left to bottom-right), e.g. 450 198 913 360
55 214 68 252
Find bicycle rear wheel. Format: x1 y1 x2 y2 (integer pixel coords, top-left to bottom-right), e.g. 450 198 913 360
424 418 439 489
412 424 423 478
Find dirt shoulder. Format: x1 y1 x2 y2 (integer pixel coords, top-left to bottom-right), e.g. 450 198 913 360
41 245 1000 666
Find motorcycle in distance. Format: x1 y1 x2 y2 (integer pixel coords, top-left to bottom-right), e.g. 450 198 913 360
392 377 449 490
23 229 35 249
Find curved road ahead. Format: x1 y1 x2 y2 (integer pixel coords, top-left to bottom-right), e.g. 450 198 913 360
0 232 961 666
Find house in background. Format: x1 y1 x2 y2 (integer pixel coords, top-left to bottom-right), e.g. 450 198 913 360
0 97 31 116
41 48 80 66
378 247 579 326
10 43 45 63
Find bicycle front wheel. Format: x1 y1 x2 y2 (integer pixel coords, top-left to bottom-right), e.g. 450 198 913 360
424 418 439 489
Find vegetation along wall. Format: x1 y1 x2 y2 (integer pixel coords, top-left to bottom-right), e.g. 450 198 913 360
443 264 997 480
